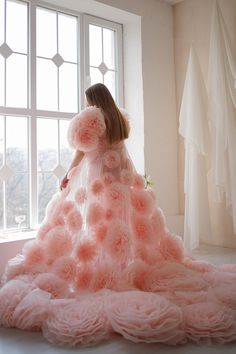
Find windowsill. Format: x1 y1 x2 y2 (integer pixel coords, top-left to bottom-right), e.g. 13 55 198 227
0 229 37 244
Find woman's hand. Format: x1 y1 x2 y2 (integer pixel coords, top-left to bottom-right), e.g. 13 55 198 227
60 174 69 191
59 150 84 191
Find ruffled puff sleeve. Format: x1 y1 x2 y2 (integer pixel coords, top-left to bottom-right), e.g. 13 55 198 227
67 106 106 152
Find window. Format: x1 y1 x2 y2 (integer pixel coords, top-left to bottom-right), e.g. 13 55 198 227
0 0 123 233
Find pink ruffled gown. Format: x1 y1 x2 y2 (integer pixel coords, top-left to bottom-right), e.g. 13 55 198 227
1 106 236 347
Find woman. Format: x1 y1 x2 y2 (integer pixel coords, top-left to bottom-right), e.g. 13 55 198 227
1 83 236 347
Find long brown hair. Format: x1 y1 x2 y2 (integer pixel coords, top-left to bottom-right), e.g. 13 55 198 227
85 83 129 144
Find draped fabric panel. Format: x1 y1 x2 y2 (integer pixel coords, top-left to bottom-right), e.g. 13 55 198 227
179 46 212 251
179 0 236 249
208 0 236 234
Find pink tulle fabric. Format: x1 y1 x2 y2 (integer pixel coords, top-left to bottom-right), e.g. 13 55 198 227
1 106 236 347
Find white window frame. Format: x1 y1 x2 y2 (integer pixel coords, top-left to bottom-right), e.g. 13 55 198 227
0 0 124 233
83 14 124 107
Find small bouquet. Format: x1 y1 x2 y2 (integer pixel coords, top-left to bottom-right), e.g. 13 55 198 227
144 173 153 189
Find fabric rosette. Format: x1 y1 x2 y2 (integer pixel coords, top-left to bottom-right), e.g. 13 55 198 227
67 106 106 152
182 301 236 344
105 290 186 345
42 293 111 347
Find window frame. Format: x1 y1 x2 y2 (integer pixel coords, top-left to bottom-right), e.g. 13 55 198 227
0 0 124 233
83 14 124 107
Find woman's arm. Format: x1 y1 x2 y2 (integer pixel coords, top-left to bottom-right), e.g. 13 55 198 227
60 150 84 190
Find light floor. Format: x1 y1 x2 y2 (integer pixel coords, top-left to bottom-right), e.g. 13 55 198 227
0 243 236 354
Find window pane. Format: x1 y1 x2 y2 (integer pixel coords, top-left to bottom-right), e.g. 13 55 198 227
89 25 102 67
6 53 27 108
6 116 28 172
6 173 29 229
59 62 77 112
0 0 4 46
90 67 103 86
0 116 3 168
6 0 28 54
58 13 77 63
104 70 116 99
103 28 115 70
36 7 57 58
0 181 3 229
38 172 57 223
0 56 4 106
37 58 57 110
37 118 58 171
60 119 73 170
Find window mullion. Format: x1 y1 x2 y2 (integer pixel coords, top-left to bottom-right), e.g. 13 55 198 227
3 116 6 229
83 15 91 96
78 14 83 111
29 0 38 229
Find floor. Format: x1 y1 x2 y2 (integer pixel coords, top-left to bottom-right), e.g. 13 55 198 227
0 243 236 354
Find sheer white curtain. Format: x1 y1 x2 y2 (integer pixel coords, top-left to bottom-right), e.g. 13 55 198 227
179 46 212 251
180 0 236 249
208 0 236 234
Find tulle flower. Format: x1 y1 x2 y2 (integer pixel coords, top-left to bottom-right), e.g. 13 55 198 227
133 174 145 189
60 200 75 215
166 289 216 308
77 106 106 136
183 301 236 344
159 232 185 262
102 172 115 186
105 208 114 220
66 209 82 233
0 279 35 327
93 221 108 243
90 263 116 291
44 226 73 260
87 203 105 226
183 258 217 273
34 273 69 298
51 214 65 227
75 187 87 204
1 254 26 283
90 179 104 195
75 265 93 290
103 150 121 169
103 219 130 261
120 169 134 186
131 189 154 215
78 128 99 152
75 240 97 263
134 243 163 265
42 294 110 347
105 291 186 345
12 288 51 331
105 182 125 208
52 256 77 282
45 192 61 219
132 214 153 244
212 284 236 310
37 222 53 241
125 260 149 290
22 240 46 267
151 207 169 240
67 107 105 152
202 270 236 287
150 265 207 293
